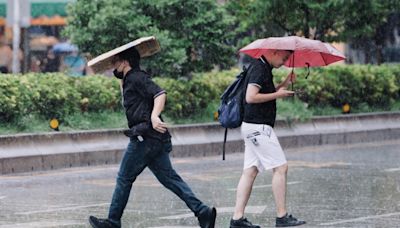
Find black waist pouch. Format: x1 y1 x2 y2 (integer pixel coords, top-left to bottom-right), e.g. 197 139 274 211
123 122 171 142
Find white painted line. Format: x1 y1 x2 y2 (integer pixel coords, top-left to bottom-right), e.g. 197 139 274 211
252 181 302 189
320 211 400 226
216 205 266 214
149 227 197 228
228 181 302 191
0 196 6 200
0 221 85 228
385 168 400 172
15 203 109 215
159 205 266 220
158 213 193 220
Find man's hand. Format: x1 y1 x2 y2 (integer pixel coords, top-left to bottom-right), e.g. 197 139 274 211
151 116 168 133
276 72 297 90
276 87 295 98
282 72 296 88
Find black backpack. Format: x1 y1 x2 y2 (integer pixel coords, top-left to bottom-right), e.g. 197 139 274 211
218 66 249 160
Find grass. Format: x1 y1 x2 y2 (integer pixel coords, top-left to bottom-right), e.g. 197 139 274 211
309 101 400 116
1 101 400 135
0 111 126 135
276 98 313 122
164 102 220 125
62 110 127 131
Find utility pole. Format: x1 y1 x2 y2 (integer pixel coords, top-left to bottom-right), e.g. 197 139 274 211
12 0 20 73
7 0 30 74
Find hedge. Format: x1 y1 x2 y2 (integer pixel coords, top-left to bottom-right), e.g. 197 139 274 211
0 64 399 123
0 73 121 122
276 64 400 108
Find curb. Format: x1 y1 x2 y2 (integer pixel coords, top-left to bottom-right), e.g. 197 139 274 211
1 112 400 174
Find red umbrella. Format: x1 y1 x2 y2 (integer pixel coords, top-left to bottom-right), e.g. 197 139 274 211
239 36 345 67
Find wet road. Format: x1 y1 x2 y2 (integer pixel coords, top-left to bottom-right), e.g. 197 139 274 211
0 140 399 228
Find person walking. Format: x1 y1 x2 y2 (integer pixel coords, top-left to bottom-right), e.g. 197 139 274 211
230 50 306 228
41 48 60 73
88 40 216 228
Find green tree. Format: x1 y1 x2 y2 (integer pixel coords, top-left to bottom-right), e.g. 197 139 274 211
226 0 399 64
226 0 344 44
64 0 235 78
340 0 400 64
225 0 285 49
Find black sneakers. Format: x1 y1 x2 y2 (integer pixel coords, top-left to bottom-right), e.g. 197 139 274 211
275 213 306 227
230 217 261 228
89 216 119 228
198 206 217 228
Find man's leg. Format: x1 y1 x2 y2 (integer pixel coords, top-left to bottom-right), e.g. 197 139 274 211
272 163 306 227
147 141 216 228
272 163 288 217
147 149 206 215
233 166 258 220
89 140 148 228
107 141 148 225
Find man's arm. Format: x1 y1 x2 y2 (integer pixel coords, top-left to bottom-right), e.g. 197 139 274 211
246 84 294 104
151 93 168 133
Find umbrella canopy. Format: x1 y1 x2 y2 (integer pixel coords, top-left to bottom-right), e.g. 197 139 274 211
52 42 78 53
30 36 59 50
87 36 160 73
239 36 345 67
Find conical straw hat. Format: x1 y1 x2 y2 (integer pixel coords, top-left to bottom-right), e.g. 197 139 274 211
88 36 160 73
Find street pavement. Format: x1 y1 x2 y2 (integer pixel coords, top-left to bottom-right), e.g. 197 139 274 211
0 140 399 228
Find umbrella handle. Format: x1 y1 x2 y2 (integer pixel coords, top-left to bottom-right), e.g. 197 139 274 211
290 53 295 91
291 67 294 91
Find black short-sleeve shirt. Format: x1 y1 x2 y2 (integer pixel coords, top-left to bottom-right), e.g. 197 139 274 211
243 58 277 127
122 67 170 140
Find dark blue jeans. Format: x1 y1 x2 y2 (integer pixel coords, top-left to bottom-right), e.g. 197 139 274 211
108 137 207 227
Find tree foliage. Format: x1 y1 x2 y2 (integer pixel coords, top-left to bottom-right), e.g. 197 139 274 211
225 0 344 44
64 0 235 77
64 0 399 72
340 0 400 64
225 0 399 64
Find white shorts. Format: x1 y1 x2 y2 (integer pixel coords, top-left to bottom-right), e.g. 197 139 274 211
241 122 287 172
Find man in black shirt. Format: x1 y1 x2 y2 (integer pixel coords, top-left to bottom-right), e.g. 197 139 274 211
230 50 306 228
89 47 216 228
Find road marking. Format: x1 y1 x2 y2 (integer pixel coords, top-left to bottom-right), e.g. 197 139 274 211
385 168 400 172
149 227 197 228
0 221 85 228
320 211 400 226
289 161 351 168
0 166 119 180
253 181 302 189
0 196 6 200
159 205 266 220
227 181 302 191
14 203 109 215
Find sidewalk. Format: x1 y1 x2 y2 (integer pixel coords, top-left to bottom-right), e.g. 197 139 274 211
1 112 400 174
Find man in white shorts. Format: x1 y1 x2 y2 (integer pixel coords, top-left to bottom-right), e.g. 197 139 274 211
230 50 306 228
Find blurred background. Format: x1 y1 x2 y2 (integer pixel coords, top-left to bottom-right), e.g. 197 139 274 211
1 0 400 133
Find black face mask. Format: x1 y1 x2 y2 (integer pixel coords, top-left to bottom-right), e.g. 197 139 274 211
113 69 124 79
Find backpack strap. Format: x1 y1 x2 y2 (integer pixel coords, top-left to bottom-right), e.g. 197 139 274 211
222 128 228 160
